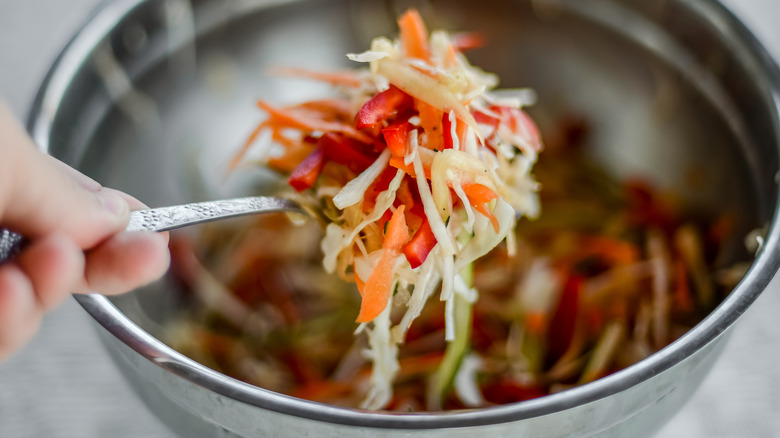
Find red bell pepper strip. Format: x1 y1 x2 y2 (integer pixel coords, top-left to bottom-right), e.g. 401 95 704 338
473 109 500 128
403 217 437 268
442 112 454 150
486 106 543 152
451 32 486 52
442 112 470 151
288 147 326 192
514 108 543 152
363 166 400 213
382 120 411 157
546 275 582 365
355 85 413 130
481 379 546 405
318 132 376 174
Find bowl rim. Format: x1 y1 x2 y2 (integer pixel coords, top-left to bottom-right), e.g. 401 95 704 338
28 0 780 429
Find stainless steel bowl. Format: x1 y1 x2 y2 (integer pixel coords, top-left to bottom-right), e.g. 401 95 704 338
28 0 780 436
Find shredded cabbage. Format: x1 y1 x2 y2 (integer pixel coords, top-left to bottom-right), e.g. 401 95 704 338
236 9 543 409
333 149 391 209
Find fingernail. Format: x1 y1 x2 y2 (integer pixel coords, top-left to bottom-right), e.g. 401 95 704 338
97 189 129 217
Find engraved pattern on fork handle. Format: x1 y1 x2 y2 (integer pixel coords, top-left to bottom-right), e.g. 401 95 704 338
0 229 24 262
0 196 301 264
125 196 301 232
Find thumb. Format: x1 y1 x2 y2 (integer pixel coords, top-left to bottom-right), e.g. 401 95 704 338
0 103 129 249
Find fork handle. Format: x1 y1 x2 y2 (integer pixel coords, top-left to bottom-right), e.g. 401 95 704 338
0 196 301 265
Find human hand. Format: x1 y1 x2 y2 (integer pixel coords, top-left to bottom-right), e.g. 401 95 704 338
0 102 170 361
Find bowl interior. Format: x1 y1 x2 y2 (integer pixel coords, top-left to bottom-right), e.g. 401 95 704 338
38 0 778 415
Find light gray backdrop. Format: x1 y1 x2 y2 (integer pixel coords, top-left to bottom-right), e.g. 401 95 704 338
0 1 779 437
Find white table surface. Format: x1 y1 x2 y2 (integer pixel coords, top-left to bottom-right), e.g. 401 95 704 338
1 1 779 437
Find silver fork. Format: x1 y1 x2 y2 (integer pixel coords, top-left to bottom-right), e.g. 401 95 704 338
0 196 302 265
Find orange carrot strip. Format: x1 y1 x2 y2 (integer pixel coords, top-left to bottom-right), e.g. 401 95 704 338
398 9 431 61
269 129 301 148
396 352 445 378
290 380 353 402
268 66 364 88
473 203 500 233
389 156 432 179
354 264 366 298
356 206 410 323
395 176 415 208
257 100 373 144
462 182 500 232
580 236 639 265
229 121 269 171
445 43 459 69
297 99 356 121
267 141 316 172
525 312 546 336
462 182 498 205
389 156 415 177
416 100 443 150
455 117 469 151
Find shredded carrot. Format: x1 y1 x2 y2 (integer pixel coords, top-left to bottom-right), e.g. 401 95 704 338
524 312 546 336
474 204 500 233
389 156 431 179
268 66 364 88
270 129 302 148
290 380 353 402
257 101 373 144
462 182 500 232
354 263 365 298
581 236 639 265
267 141 316 172
445 43 459 69
297 99 357 121
416 100 443 150
455 118 469 151
395 176 415 209
396 352 445 378
356 206 410 323
230 121 269 171
398 9 431 61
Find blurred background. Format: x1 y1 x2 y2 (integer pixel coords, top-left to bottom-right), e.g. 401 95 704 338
0 0 779 437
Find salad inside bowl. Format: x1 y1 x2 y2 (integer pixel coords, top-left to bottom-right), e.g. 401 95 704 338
29 0 780 436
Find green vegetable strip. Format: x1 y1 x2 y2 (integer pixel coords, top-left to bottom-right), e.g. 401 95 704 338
427 264 475 410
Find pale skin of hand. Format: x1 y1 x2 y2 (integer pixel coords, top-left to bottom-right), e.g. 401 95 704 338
0 102 171 361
